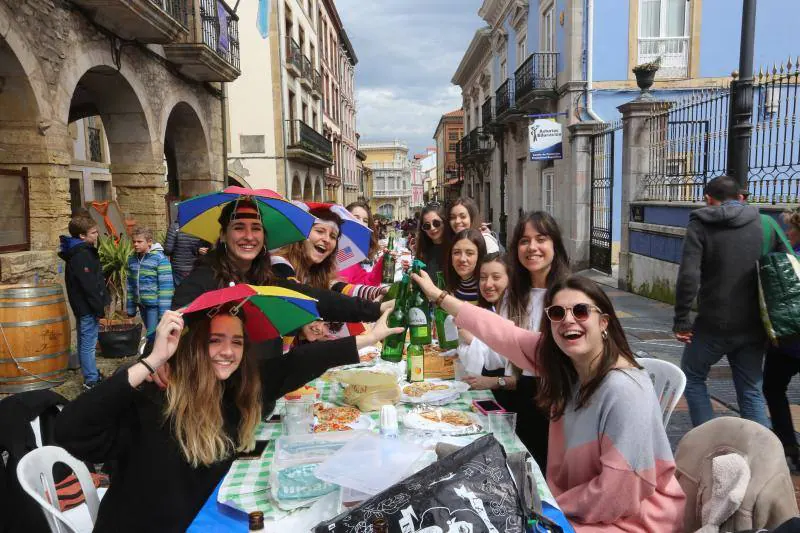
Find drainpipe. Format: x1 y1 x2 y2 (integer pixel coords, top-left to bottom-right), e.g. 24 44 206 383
222 83 229 187
585 0 602 121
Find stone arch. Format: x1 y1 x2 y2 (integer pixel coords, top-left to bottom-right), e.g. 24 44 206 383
303 176 313 201
290 174 302 201
163 102 211 201
314 178 323 202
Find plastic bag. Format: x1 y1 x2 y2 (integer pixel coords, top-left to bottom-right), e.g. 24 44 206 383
342 383 400 412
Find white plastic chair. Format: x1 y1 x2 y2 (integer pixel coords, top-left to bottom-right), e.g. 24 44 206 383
16 446 100 533
636 357 687 427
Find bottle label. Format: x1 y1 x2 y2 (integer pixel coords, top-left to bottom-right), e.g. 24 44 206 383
411 326 428 338
408 307 427 326
443 315 458 342
409 355 424 382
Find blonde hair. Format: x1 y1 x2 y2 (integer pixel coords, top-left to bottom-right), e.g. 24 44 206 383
279 208 341 289
163 312 261 467
782 208 800 232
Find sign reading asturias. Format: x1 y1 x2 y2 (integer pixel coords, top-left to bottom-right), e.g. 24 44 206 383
528 119 563 161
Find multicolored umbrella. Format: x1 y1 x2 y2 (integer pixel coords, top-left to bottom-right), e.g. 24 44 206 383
178 186 316 249
180 284 320 343
298 201 373 270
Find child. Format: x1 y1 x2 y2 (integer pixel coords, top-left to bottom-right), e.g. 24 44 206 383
59 215 108 390
126 226 173 342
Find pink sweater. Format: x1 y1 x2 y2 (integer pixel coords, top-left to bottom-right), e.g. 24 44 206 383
337 255 384 286
455 304 685 532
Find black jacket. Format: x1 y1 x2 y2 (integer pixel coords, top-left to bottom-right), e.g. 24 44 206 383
55 337 359 532
58 236 108 318
163 222 209 277
674 202 789 335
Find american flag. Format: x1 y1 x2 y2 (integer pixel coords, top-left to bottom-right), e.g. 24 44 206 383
337 245 355 264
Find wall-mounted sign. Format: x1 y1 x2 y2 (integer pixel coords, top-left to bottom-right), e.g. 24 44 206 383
528 119 563 161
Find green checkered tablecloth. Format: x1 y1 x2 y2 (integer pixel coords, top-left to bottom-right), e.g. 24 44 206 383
218 377 553 521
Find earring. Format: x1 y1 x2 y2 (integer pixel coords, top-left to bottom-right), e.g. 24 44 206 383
601 330 608 340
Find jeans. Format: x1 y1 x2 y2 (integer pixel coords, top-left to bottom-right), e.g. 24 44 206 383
681 329 770 428
77 314 100 384
763 343 800 456
138 304 159 341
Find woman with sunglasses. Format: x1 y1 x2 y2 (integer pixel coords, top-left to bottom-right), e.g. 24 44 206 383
410 271 686 532
448 197 500 254
502 211 571 468
415 203 452 279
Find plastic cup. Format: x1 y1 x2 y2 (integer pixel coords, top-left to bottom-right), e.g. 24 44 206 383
487 412 517 442
283 399 314 435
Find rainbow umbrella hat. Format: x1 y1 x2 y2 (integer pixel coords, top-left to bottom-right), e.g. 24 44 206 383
180 284 320 343
178 186 316 249
298 201 373 271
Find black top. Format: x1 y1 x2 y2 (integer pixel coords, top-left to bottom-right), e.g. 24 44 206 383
58 237 109 318
163 222 211 277
420 242 444 280
55 336 360 532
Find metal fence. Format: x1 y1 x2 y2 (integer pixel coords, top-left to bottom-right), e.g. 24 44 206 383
640 57 800 204
199 0 240 70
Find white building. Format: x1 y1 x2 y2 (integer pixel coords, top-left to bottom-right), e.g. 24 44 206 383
361 141 412 221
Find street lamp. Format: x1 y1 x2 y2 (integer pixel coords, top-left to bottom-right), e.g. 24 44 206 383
727 0 757 188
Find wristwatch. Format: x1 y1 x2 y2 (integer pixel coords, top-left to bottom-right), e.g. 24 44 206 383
497 377 506 389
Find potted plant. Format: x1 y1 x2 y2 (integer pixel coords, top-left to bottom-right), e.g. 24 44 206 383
632 57 661 93
97 235 142 358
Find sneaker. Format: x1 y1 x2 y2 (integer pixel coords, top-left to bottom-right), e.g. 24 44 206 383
82 373 105 392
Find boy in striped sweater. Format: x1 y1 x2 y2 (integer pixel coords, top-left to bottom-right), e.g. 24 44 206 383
126 226 173 342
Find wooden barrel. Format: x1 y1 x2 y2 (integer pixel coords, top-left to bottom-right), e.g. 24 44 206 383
0 284 71 393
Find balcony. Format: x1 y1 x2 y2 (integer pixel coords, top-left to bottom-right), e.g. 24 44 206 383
638 37 689 79
300 56 313 90
495 78 515 119
286 38 302 77
69 0 188 43
373 188 411 198
514 52 558 107
482 97 494 128
163 0 240 82
311 70 323 99
285 120 333 168
458 128 493 164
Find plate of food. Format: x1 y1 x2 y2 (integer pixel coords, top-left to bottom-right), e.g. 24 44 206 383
402 406 482 435
399 379 470 405
312 402 376 433
424 344 458 358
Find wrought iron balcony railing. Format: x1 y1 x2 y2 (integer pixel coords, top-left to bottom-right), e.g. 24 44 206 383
286 119 333 161
286 37 302 73
482 97 494 127
514 52 558 101
199 0 240 70
149 0 187 26
300 55 313 81
312 69 323 94
495 78 515 117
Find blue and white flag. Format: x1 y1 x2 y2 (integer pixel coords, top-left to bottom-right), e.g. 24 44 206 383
257 0 269 39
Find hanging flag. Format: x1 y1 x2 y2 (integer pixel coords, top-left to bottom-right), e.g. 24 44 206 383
257 0 270 39
217 1 230 52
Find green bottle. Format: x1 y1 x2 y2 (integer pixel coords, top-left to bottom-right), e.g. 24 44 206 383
408 259 432 345
434 272 459 350
381 275 408 363
382 236 396 284
406 342 424 382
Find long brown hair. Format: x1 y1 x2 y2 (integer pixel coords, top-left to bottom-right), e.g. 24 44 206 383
506 211 570 327
535 276 640 420
445 228 487 292
211 199 275 287
449 197 481 230
346 200 379 261
164 308 262 467
279 207 341 289
416 204 452 267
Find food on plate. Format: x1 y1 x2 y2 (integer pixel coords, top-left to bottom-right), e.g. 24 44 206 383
313 421 352 433
419 408 473 427
358 350 378 363
313 403 361 425
284 385 318 401
423 345 442 357
402 382 450 397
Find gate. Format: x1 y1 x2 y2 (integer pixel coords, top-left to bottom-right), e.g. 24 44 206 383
589 122 620 275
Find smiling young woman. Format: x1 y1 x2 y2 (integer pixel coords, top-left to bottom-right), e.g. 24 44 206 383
444 228 487 305
415 203 452 278
410 271 686 532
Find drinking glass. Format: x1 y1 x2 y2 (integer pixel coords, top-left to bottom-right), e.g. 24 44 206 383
487 412 517 444
283 399 314 435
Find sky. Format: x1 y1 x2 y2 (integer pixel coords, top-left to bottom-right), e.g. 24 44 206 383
336 0 484 157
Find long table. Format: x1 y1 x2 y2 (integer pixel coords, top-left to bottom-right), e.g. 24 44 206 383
189 375 568 531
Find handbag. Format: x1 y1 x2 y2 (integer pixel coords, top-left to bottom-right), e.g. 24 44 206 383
757 215 800 345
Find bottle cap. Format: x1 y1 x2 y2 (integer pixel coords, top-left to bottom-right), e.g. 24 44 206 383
380 404 399 438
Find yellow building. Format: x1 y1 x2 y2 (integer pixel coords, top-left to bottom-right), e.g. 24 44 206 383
360 141 411 221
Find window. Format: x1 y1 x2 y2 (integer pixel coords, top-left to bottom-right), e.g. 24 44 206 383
240 135 265 154
517 34 527 67
541 169 554 216
541 3 555 52
448 143 458 152
93 180 111 202
0 168 30 252
448 132 458 141
69 177 83 214
638 0 689 78
87 116 103 163
500 56 507 80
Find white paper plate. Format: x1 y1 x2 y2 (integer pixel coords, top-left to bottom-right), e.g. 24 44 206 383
399 379 469 404
402 408 483 435
313 403 376 432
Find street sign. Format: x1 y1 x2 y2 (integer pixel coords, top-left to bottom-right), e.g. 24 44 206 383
528 119 563 161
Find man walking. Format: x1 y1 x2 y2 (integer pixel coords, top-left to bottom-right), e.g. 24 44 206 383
674 175 787 428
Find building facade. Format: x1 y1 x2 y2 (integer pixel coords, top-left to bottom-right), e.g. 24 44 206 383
410 156 424 213
432 109 464 204
418 148 438 204
361 141 412 221
0 0 239 284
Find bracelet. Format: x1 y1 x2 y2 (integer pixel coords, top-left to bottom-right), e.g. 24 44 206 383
434 290 449 307
138 358 157 375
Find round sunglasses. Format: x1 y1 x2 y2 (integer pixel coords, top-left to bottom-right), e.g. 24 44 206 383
544 303 603 322
422 219 443 231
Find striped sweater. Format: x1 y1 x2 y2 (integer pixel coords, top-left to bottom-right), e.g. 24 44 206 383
126 244 174 318
453 276 479 304
455 304 685 532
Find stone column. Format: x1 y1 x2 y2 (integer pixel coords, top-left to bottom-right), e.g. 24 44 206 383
565 121 600 271
112 162 168 235
617 97 668 291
